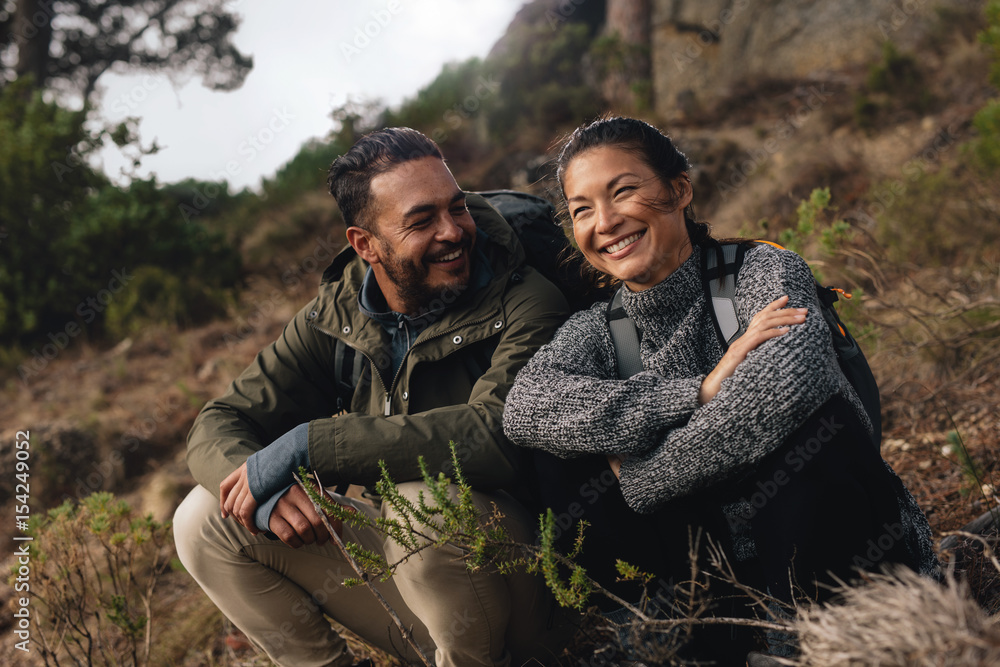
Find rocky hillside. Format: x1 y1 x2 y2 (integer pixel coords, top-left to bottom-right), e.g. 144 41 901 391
3 1 1000 664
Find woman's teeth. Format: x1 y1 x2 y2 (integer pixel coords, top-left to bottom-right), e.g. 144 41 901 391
604 232 643 254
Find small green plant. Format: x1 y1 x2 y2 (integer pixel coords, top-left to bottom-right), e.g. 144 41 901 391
749 188 875 343
945 430 990 499
9 492 172 666
777 187 854 263
295 444 792 664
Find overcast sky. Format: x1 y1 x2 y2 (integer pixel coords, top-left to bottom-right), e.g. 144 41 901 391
95 0 525 190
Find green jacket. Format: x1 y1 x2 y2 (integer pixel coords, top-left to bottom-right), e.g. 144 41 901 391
186 193 570 498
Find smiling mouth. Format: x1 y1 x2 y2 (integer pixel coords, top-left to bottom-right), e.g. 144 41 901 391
431 249 463 263
603 232 644 254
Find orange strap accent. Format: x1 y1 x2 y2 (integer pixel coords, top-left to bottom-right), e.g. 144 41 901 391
831 287 853 299
754 239 785 250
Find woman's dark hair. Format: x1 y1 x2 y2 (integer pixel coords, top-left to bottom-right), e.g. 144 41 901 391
327 127 443 231
555 115 712 246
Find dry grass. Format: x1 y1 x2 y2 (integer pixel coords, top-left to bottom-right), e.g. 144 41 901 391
793 567 1000 667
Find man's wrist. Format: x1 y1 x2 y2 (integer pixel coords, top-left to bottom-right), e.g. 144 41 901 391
246 423 311 501
253 483 293 534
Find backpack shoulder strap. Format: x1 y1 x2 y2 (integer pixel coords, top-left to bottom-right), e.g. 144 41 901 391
702 242 749 351
333 337 366 413
606 287 644 379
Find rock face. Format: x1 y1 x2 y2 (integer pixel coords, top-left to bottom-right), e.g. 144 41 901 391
650 0 937 119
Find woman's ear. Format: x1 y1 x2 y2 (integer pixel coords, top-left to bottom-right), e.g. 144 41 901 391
346 226 381 265
676 172 694 209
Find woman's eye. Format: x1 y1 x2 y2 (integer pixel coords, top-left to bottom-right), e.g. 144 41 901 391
571 206 590 219
614 186 635 197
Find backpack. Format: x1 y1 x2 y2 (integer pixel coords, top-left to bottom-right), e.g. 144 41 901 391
606 240 882 448
332 189 598 409
474 189 602 311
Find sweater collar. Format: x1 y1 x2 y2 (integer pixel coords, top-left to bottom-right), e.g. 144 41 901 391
619 245 703 330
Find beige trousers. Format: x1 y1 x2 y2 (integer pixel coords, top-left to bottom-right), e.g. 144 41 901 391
173 483 571 667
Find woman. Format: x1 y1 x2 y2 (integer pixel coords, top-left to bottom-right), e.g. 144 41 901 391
502 116 937 661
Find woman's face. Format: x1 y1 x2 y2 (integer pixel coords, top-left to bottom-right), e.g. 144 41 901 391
563 146 694 291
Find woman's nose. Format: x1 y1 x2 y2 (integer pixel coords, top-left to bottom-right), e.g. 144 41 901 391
595 203 620 233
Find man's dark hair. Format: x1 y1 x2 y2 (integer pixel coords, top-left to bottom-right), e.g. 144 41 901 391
327 127 443 231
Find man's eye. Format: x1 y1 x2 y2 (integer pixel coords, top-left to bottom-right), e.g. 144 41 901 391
450 206 468 216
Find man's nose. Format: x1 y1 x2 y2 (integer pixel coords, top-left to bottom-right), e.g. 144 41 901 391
436 215 465 243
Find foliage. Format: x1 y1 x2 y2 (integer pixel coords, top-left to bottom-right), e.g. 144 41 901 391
489 21 602 143
295 445 792 664
103 265 233 339
587 32 652 112
0 78 102 339
0 81 241 346
982 0 1000 89
745 188 873 344
944 429 989 499
854 42 935 129
970 99 1000 170
776 188 853 264
0 0 252 102
261 137 345 207
380 58 496 140
970 1 1000 171
751 187 854 281
793 566 1000 666
9 492 172 666
296 444 524 588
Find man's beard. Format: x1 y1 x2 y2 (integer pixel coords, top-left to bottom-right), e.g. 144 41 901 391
380 242 472 315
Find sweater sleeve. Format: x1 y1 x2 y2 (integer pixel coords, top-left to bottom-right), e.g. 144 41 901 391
502 305 704 457
618 245 846 513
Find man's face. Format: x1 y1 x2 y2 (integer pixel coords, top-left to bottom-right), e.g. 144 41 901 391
361 157 477 315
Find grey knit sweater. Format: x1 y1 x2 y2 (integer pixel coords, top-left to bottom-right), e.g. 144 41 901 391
504 243 936 573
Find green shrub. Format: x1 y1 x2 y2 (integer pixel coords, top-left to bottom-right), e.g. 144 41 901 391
10 492 171 665
0 82 241 346
103 265 233 339
489 21 602 142
854 42 936 130
969 2 1000 172
262 137 344 206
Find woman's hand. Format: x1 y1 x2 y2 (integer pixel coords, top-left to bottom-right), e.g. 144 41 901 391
698 295 806 404
607 454 625 480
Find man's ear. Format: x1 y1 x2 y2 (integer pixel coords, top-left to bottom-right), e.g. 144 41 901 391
346 226 381 265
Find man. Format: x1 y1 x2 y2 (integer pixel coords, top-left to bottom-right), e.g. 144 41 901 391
173 127 572 666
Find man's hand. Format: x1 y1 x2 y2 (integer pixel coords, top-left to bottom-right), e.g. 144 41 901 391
220 462 260 534
698 295 806 404
266 485 343 548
